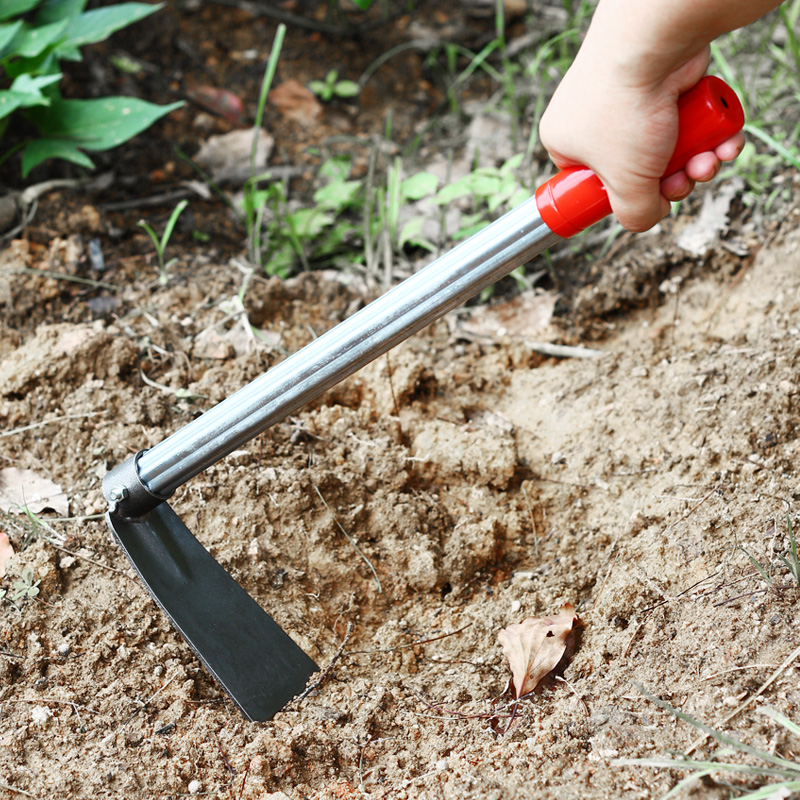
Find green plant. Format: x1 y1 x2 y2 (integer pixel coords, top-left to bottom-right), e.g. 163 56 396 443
253 156 364 277
777 515 800 586
0 0 182 177
432 154 530 239
739 515 800 589
614 687 800 799
710 4 800 211
11 566 40 601
308 69 360 102
137 199 189 285
242 24 284 268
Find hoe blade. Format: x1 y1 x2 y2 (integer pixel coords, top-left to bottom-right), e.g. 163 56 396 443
106 501 318 721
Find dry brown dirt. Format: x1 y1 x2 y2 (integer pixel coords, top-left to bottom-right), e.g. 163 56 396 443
1 2 800 799
1 203 800 799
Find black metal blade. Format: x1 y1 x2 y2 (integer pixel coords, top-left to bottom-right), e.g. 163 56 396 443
106 501 318 721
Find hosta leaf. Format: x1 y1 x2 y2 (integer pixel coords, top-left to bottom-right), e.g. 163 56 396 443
26 96 183 150
0 0 43 24
5 18 68 59
21 136 94 176
35 0 87 25
59 2 161 50
0 90 25 121
0 20 25 56
0 74 60 119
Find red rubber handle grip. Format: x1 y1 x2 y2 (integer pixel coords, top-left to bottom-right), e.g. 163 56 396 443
534 75 745 238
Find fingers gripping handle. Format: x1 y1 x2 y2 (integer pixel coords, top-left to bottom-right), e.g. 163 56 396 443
534 76 745 239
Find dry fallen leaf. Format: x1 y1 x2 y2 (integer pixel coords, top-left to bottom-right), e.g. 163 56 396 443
0 531 14 577
498 604 581 698
0 467 68 516
269 79 322 126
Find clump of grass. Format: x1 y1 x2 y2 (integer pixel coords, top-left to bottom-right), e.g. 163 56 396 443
739 515 800 589
614 686 800 799
712 0 800 214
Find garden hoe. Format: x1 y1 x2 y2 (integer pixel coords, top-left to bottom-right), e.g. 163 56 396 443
103 77 744 721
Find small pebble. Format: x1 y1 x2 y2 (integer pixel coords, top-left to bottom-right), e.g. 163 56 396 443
57 643 71 657
511 600 522 613
188 779 202 794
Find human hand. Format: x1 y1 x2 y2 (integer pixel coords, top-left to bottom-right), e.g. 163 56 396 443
539 45 745 233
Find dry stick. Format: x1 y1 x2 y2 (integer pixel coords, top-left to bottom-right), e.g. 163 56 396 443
521 484 539 558
624 572 718 658
2 697 99 714
312 484 382 593
0 411 104 439
291 622 354 705
554 675 589 716
348 623 473 655
524 341 605 359
236 762 250 800
684 643 800 756
3 266 117 292
51 543 132 579
700 663 780 682
591 553 618 611
0 780 38 799
122 672 179 727
663 485 720 534
385 352 401 418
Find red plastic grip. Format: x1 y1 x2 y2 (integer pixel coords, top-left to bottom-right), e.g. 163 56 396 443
535 75 745 238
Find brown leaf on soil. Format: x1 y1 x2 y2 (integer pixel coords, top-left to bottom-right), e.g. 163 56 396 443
0 467 68 516
498 604 581 698
269 79 322 126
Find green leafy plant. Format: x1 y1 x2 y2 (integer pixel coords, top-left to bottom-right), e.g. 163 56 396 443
308 69 359 102
137 199 189 285
0 0 182 177
11 566 40 601
710 3 800 211
615 687 800 799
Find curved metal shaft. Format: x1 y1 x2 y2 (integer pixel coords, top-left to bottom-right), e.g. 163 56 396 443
136 197 559 497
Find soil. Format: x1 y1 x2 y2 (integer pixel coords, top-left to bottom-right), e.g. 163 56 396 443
1 2 800 800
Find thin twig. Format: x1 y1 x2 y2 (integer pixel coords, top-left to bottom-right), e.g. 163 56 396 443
663 485 720 534
685 644 800 755
312 484 382 592
554 675 590 716
524 341 605 359
700 664 780 682
348 623 472 655
123 672 179 727
0 411 105 439
50 543 133 579
2 266 118 292
521 484 539 558
0 780 38 799
2 697 99 714
236 762 250 800
291 622 354 705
